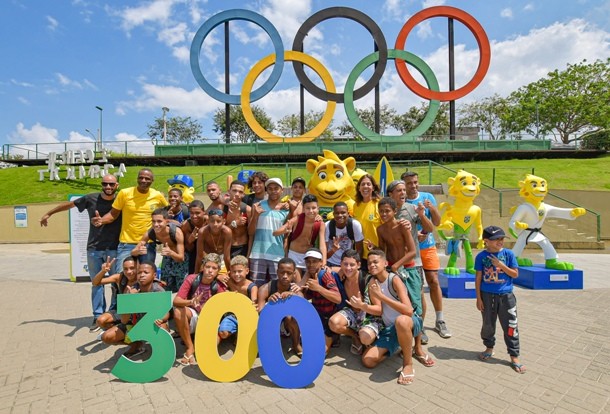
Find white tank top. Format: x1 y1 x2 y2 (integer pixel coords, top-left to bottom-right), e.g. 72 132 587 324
379 275 401 326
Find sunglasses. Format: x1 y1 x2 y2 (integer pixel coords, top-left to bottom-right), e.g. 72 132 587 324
208 209 223 216
101 182 116 187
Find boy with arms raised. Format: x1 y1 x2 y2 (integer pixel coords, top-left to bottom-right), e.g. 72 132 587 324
257 257 303 356
299 248 342 355
173 253 227 366
350 250 432 385
475 226 525 374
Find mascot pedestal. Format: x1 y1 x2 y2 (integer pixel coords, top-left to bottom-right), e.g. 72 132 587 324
514 265 583 290
438 270 476 298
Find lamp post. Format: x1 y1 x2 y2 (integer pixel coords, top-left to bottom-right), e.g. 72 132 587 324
84 128 97 141
95 106 103 151
162 107 170 145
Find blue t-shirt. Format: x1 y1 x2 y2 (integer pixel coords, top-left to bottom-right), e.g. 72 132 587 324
406 192 437 249
249 200 288 261
474 248 518 294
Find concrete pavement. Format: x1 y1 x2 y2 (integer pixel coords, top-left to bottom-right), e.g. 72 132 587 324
0 243 608 413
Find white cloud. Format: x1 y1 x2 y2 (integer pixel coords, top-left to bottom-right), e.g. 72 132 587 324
501 8 514 19
259 0 312 44
523 3 535 12
46 15 59 31
9 122 60 144
113 0 177 32
11 79 34 87
422 0 446 7
56 73 82 89
416 21 433 39
158 23 188 46
172 45 190 63
17 97 30 105
116 83 220 118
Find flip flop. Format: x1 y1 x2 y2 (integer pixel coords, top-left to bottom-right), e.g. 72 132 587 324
511 362 526 374
350 343 363 355
397 369 415 385
412 353 435 367
123 347 145 359
177 353 197 366
478 351 495 361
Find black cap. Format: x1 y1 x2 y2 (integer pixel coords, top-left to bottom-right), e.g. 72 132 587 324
292 177 306 186
483 225 507 240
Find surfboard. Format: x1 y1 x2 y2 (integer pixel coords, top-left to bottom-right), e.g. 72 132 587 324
373 156 394 197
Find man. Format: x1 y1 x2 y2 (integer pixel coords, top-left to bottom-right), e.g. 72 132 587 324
224 180 251 258
40 174 122 332
402 171 451 340
205 181 227 213
92 168 168 267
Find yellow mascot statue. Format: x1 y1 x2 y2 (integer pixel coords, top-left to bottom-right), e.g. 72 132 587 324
306 150 356 220
167 174 195 204
438 170 484 275
509 174 586 270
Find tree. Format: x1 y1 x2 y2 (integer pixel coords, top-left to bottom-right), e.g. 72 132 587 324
212 105 274 143
506 58 610 143
275 110 334 140
147 116 203 145
393 102 450 140
457 94 511 140
337 104 397 139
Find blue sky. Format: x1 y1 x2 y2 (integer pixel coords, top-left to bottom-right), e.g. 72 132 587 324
2 0 609 156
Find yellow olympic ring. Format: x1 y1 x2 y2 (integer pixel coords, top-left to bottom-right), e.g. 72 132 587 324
241 51 336 143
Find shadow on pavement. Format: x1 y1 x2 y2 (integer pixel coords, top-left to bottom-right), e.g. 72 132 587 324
19 316 90 337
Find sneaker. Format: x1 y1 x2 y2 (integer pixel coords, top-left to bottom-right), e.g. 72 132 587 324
434 320 452 338
96 330 105 341
420 328 429 345
89 319 101 333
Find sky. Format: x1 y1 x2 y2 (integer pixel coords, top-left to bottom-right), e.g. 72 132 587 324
2 0 610 156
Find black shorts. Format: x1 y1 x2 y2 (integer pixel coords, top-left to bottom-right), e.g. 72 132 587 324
231 244 248 258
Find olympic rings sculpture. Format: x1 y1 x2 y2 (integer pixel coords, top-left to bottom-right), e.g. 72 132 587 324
190 6 491 143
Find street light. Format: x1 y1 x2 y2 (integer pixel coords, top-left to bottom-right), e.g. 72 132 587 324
95 106 103 151
162 107 170 145
84 128 97 140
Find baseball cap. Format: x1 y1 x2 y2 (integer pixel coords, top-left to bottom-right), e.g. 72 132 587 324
292 177 306 186
304 248 323 260
483 226 507 240
265 177 283 189
167 174 194 187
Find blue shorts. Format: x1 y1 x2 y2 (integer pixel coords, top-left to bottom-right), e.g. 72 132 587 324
374 315 423 355
218 314 238 334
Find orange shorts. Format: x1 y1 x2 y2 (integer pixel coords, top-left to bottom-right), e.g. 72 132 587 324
420 246 440 271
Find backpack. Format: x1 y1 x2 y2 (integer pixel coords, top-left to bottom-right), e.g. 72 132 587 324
328 218 355 246
148 223 178 245
188 272 219 298
317 269 348 311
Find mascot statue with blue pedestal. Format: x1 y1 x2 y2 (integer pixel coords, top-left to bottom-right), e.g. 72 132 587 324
438 170 484 275
306 150 356 220
508 174 586 270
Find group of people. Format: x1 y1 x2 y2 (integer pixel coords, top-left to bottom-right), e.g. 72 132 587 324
41 166 525 385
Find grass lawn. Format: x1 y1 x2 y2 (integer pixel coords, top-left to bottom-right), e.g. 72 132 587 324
1 154 608 206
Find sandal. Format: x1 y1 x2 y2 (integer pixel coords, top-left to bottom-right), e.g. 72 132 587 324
478 351 495 361
350 343 363 355
177 353 197 366
510 362 526 374
123 346 145 359
412 352 435 367
397 368 415 385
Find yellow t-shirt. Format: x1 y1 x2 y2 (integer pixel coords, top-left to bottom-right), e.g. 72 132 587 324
353 199 380 259
113 187 168 243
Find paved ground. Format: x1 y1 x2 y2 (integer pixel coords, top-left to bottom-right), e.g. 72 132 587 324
0 243 608 413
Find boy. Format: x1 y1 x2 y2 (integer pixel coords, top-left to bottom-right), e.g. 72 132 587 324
475 226 525 374
173 253 227 366
329 249 366 354
181 200 206 274
299 248 342 355
275 194 326 275
224 180 251 258
100 261 167 358
91 256 138 332
326 201 364 267
350 250 433 385
376 197 416 274
132 208 187 293
165 188 190 224
257 257 303 356
218 255 258 342
195 209 232 283
281 177 307 216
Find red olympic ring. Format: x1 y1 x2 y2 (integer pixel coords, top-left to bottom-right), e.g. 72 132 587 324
394 6 491 101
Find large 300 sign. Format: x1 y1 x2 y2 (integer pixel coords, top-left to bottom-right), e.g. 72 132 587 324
190 6 490 142
112 292 325 388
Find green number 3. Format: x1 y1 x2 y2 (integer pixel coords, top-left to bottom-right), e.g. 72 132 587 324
111 291 175 383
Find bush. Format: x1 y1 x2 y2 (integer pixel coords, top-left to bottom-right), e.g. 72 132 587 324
581 130 610 150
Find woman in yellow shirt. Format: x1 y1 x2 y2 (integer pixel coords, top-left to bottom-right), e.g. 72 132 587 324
352 174 381 273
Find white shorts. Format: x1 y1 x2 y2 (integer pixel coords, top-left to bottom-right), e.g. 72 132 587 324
187 307 199 334
288 249 306 269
